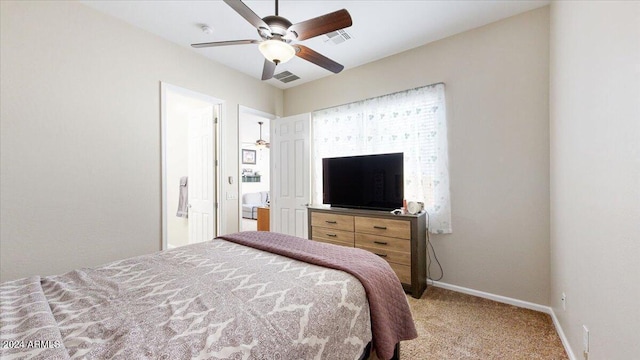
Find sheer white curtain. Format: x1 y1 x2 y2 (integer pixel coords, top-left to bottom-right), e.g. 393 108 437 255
312 83 451 233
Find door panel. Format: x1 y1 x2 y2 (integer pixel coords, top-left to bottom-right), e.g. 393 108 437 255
295 209 306 238
271 113 310 238
280 208 290 235
188 107 215 244
295 139 305 198
279 140 289 197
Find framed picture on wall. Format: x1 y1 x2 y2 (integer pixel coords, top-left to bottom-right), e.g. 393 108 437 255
242 149 256 164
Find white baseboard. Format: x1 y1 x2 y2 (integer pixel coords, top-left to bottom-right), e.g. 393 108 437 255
431 281 549 313
430 281 576 360
549 308 577 360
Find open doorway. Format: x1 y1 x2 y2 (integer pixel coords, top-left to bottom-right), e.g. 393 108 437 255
161 83 222 249
238 106 275 231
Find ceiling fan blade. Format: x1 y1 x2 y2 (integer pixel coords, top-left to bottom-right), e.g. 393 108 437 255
261 59 277 80
223 0 270 31
294 45 344 74
191 39 259 48
286 9 352 41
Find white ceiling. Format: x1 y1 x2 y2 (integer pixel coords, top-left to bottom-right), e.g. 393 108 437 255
81 0 549 89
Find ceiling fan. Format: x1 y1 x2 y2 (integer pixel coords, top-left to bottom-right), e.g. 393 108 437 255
255 121 269 149
191 0 353 80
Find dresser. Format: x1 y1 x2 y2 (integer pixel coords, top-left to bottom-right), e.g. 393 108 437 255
257 207 270 231
307 206 427 298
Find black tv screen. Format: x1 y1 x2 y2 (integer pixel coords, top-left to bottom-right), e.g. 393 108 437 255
322 153 404 211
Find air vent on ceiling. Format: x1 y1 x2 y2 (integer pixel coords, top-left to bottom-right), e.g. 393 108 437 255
273 71 300 83
324 29 352 45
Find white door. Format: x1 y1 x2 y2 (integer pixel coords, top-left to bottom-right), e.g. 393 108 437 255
188 107 216 243
270 113 311 238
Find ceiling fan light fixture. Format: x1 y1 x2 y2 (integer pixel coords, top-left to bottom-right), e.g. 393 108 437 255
256 121 270 149
259 40 295 64
255 139 268 149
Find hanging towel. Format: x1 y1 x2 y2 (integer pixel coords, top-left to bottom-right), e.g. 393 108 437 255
176 176 188 218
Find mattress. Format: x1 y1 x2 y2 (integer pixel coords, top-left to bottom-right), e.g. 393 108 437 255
1 238 372 359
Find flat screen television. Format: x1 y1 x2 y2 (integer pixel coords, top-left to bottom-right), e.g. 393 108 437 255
322 152 404 211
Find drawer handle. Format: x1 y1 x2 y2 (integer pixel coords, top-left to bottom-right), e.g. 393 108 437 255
326 233 337 237
373 241 388 245
373 226 387 230
325 220 337 224
375 253 388 258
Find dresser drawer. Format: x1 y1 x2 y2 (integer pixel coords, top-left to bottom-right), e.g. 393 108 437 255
388 262 411 284
311 212 354 232
356 245 411 266
355 233 410 253
355 216 411 239
311 227 354 246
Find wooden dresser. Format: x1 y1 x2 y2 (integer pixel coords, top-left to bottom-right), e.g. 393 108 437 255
257 207 270 231
307 206 427 298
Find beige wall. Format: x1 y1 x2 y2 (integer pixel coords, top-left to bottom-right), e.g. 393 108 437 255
550 1 640 358
0 1 283 282
285 8 551 305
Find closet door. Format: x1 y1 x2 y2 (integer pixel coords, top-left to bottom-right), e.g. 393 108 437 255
270 113 310 238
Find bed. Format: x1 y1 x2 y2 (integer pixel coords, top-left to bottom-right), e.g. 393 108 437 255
0 231 416 359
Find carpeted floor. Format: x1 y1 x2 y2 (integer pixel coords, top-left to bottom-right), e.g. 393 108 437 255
401 287 568 359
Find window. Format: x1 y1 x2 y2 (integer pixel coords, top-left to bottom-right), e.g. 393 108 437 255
312 83 451 233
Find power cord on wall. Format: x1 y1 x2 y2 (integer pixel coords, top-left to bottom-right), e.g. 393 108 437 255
425 210 444 285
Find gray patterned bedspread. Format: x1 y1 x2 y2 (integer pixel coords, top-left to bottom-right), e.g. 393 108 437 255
1 237 371 359
220 231 417 360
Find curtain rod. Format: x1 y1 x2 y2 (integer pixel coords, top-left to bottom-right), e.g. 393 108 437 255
313 81 445 113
